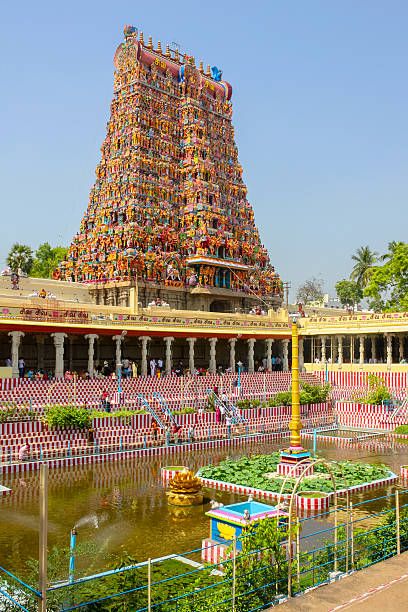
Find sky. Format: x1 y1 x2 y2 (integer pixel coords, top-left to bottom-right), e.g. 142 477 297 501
0 0 407 299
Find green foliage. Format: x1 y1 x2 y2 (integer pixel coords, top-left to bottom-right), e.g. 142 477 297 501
199 454 389 494
350 245 378 288
356 374 392 405
364 242 408 311
268 383 331 407
6 243 34 274
395 425 408 434
178 518 289 612
31 242 68 279
45 405 91 430
236 399 253 409
26 548 221 612
335 279 363 308
172 407 196 415
0 403 34 422
236 384 330 409
91 409 146 419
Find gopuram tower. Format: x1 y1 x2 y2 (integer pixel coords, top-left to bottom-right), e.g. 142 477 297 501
59 26 283 312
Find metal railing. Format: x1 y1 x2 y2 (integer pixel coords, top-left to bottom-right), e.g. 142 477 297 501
1 488 407 611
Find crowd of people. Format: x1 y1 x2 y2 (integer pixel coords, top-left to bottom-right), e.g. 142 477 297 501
5 354 284 381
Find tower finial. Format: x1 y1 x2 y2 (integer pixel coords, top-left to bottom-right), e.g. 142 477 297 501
148 36 153 50
165 44 171 57
157 41 162 54
139 31 144 45
199 61 204 73
190 56 196 67
206 64 211 76
175 49 180 62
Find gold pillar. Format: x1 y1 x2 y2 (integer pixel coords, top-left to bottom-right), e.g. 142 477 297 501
288 321 302 448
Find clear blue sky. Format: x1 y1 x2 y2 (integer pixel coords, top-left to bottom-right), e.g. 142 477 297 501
1 1 407 298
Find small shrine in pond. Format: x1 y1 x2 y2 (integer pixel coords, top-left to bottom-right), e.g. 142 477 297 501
202 500 288 563
58 26 283 311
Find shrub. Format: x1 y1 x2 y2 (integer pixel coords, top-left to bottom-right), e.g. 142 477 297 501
172 407 196 415
45 405 91 430
357 374 392 405
91 409 147 419
236 399 252 409
395 425 408 434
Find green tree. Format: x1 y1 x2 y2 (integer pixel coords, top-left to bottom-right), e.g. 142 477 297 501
296 277 324 305
364 242 408 311
31 242 68 278
6 243 34 274
350 246 378 288
335 279 363 309
178 518 289 611
380 241 404 262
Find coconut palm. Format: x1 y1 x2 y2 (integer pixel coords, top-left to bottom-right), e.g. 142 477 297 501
350 246 378 288
6 243 34 274
380 241 404 261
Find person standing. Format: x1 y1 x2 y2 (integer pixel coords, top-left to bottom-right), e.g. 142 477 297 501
18 358 25 378
131 361 138 378
122 357 130 378
225 415 232 438
149 358 156 377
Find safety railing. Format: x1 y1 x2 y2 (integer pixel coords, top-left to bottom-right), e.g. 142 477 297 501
1 489 407 611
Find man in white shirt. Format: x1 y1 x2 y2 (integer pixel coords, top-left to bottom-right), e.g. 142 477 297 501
18 358 25 378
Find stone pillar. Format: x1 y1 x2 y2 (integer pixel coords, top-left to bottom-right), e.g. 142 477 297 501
118 288 128 307
282 339 289 372
105 289 115 307
139 336 150 376
95 336 100 368
208 338 217 373
35 335 45 370
247 338 256 373
399 335 404 362
299 338 304 372
112 335 124 372
85 334 99 378
51 333 67 379
359 335 365 365
332 337 338 364
338 336 343 365
386 334 393 366
228 338 236 373
187 338 196 374
371 336 377 362
265 339 273 372
68 336 75 371
164 337 174 375
320 336 326 363
8 331 24 378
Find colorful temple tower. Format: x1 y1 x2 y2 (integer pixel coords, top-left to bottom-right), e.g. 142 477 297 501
59 26 283 312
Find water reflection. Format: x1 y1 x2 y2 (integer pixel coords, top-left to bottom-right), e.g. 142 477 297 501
0 436 407 578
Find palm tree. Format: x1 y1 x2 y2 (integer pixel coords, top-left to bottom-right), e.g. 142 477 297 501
6 243 34 274
350 246 378 288
380 241 404 261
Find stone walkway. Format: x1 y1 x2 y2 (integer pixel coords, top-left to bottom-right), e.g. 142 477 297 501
275 552 408 611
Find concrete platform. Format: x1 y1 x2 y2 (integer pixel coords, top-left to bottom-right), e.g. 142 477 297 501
275 552 408 611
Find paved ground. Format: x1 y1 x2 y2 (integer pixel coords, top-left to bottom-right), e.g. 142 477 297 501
275 552 408 611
